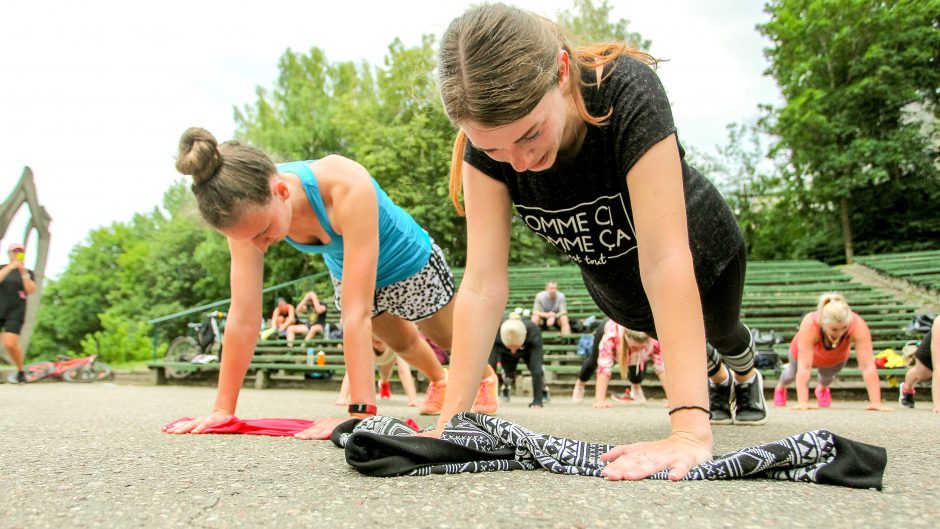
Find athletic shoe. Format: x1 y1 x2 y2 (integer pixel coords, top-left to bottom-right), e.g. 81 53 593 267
419 378 447 415
379 381 391 400
733 372 768 425
773 385 787 407
708 378 733 425
612 387 633 404
571 382 585 403
543 387 551 403
15 371 26 384
471 374 499 414
899 383 915 409
814 385 832 408
500 382 511 403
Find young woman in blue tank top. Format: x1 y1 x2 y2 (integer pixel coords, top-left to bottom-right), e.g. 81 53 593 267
166 128 497 440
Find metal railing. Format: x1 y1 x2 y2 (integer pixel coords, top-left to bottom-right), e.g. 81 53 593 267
147 271 332 361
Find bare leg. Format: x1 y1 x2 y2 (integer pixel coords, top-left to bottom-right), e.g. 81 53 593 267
416 298 494 379
395 357 420 406
335 373 350 406
558 315 572 336
304 324 324 341
372 314 445 383
1 333 24 371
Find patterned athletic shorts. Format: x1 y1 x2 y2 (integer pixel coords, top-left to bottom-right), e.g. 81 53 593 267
331 242 456 322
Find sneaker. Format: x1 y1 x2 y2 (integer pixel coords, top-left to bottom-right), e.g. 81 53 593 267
814 385 831 408
543 387 551 403
733 372 768 425
379 381 391 400
15 371 26 384
419 378 447 415
773 385 787 407
500 383 511 403
571 382 585 403
471 374 499 414
709 378 733 425
899 383 915 409
612 387 633 404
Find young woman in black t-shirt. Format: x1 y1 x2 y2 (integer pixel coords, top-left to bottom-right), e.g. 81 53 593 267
427 3 768 480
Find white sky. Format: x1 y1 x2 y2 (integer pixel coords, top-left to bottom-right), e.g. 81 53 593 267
0 0 781 279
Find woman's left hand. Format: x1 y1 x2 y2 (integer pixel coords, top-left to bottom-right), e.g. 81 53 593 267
600 431 713 481
294 417 354 440
864 403 892 412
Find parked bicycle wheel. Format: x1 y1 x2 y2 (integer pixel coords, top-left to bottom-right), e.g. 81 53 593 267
165 337 200 379
62 361 114 383
5 362 54 383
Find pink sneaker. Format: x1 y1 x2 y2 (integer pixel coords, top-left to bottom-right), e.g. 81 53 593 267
419 379 446 415
815 386 831 408
773 386 787 407
471 374 499 414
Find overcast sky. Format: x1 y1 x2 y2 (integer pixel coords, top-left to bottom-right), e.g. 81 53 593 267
0 0 781 279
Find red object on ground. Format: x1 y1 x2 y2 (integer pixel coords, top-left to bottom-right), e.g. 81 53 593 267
162 416 420 436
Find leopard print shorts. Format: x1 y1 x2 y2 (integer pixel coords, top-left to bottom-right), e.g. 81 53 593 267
331 242 455 322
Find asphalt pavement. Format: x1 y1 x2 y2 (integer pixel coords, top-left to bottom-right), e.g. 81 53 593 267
1 382 938 529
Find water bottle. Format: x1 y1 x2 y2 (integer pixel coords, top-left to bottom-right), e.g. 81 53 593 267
317 351 326 366
306 347 315 366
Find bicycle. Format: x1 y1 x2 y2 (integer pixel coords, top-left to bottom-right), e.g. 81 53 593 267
164 311 226 379
6 354 113 383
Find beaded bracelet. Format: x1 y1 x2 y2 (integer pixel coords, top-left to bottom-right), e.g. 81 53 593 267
668 405 712 419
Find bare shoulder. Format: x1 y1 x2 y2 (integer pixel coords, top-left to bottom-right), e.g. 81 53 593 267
311 154 369 181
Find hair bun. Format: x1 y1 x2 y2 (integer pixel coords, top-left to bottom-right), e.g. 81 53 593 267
176 127 222 185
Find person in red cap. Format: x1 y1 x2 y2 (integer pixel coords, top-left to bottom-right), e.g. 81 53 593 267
1 243 37 383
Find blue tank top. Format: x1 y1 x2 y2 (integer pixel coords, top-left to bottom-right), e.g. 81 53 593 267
278 160 432 288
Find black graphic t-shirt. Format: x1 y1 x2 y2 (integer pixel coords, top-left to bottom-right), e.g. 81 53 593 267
0 265 34 313
465 54 743 330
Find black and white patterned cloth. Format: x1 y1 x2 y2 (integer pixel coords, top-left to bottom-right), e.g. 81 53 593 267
331 413 886 490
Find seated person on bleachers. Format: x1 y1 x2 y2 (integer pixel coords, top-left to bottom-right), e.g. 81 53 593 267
336 336 420 408
531 281 571 335
269 297 308 346
774 292 889 411
899 316 939 412
489 313 546 408
296 290 329 340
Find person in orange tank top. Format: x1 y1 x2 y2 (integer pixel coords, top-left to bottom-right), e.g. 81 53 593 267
773 293 890 411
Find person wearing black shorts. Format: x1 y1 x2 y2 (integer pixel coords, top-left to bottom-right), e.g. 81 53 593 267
900 318 939 412
1 242 37 384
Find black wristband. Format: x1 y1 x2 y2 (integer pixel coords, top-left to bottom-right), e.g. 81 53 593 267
348 403 377 416
668 405 712 419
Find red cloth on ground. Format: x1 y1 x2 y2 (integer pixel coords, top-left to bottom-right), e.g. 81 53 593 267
162 416 419 436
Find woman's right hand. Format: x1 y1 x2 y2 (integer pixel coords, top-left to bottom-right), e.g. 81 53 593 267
789 402 817 411
164 410 233 434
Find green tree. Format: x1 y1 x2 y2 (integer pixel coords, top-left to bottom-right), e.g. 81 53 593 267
557 0 651 49
759 0 940 262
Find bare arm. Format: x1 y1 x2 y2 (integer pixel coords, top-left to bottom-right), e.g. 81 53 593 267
628 135 710 443
850 318 885 408
213 238 265 416
795 314 817 406
324 156 380 416
601 134 713 481
434 162 513 431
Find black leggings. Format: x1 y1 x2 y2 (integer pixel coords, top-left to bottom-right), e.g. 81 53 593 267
488 349 546 404
577 323 608 383
700 246 754 377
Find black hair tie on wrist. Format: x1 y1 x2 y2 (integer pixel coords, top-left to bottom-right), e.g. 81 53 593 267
668 405 712 419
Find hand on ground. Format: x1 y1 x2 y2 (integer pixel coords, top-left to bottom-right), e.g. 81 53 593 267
164 410 233 434
294 417 352 440
416 427 444 439
600 431 713 481
528 402 543 408
592 400 613 409
334 397 349 406
865 403 892 412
